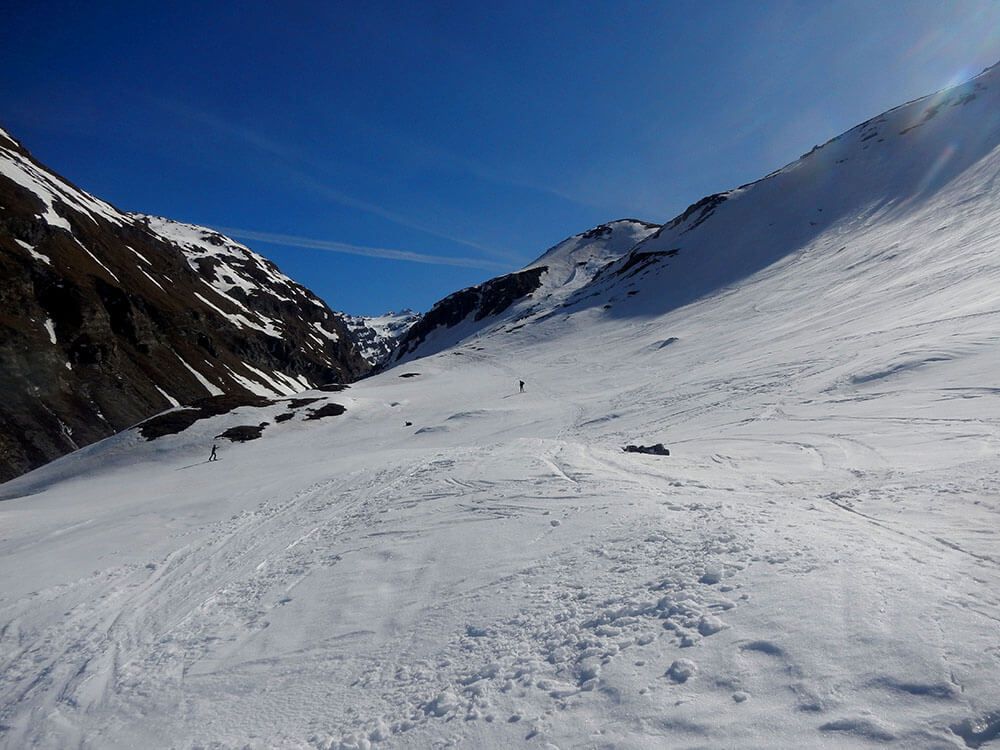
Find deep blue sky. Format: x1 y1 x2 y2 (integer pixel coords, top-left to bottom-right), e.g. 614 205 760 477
3 2 1000 315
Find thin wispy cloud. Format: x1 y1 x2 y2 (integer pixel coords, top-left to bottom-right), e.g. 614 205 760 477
332 111 632 216
216 226 511 271
147 97 302 162
149 97 526 265
285 168 526 264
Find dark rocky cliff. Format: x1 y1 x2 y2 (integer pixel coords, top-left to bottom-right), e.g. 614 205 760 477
390 267 547 363
0 128 369 482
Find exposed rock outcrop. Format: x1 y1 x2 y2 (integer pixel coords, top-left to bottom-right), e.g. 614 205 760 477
0 127 369 481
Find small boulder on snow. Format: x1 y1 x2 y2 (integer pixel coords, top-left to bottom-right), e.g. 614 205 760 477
666 658 698 683
697 614 728 636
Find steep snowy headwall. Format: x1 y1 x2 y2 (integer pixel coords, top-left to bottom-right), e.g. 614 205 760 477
577 64 1000 316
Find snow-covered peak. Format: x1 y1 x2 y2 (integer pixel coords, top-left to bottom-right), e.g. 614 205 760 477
359 309 421 334
341 309 421 367
0 130 127 231
529 218 660 271
390 219 657 363
525 218 659 299
135 215 321 305
130 214 354 347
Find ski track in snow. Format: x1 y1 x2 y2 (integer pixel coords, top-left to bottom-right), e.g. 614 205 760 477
2 339 998 749
0 439 773 748
4 271 1000 748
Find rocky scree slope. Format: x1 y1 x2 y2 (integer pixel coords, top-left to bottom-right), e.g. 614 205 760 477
0 128 369 482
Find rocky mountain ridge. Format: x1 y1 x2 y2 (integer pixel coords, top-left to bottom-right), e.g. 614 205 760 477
0 127 370 481
390 218 658 363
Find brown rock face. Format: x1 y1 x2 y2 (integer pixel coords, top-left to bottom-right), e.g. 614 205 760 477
390 267 547 363
0 127 369 482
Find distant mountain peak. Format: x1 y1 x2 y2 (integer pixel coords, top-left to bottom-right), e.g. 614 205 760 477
342 309 422 368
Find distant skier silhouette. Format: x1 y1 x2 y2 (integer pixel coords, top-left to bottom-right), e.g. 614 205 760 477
208 444 219 462
519 380 525 393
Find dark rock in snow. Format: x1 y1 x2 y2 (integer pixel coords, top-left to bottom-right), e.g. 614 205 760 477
304 403 346 420
391 267 547 362
623 444 670 456
664 192 729 233
284 397 323 409
316 383 350 392
137 395 274 440
217 423 268 442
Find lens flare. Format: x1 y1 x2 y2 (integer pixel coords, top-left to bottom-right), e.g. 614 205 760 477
916 143 957 195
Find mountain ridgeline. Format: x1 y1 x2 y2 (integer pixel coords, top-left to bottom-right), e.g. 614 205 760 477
0 129 376 481
3 61 999 483
390 62 1000 364
390 218 660 364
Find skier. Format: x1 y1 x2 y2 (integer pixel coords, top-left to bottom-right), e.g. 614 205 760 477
208 443 218 462
519 380 525 393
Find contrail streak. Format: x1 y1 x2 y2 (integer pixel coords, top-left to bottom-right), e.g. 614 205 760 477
216 226 512 272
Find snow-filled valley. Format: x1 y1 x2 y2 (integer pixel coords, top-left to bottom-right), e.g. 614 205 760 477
3 67 1000 749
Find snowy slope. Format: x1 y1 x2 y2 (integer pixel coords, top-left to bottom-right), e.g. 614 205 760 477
0 128 126 231
137 215 330 339
576 64 1000 319
524 218 661 298
3 67 1000 749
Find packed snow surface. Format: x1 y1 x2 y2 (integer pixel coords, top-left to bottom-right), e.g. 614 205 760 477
2 66 1000 749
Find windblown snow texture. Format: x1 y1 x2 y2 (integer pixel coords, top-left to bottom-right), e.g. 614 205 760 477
2 64 1000 749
